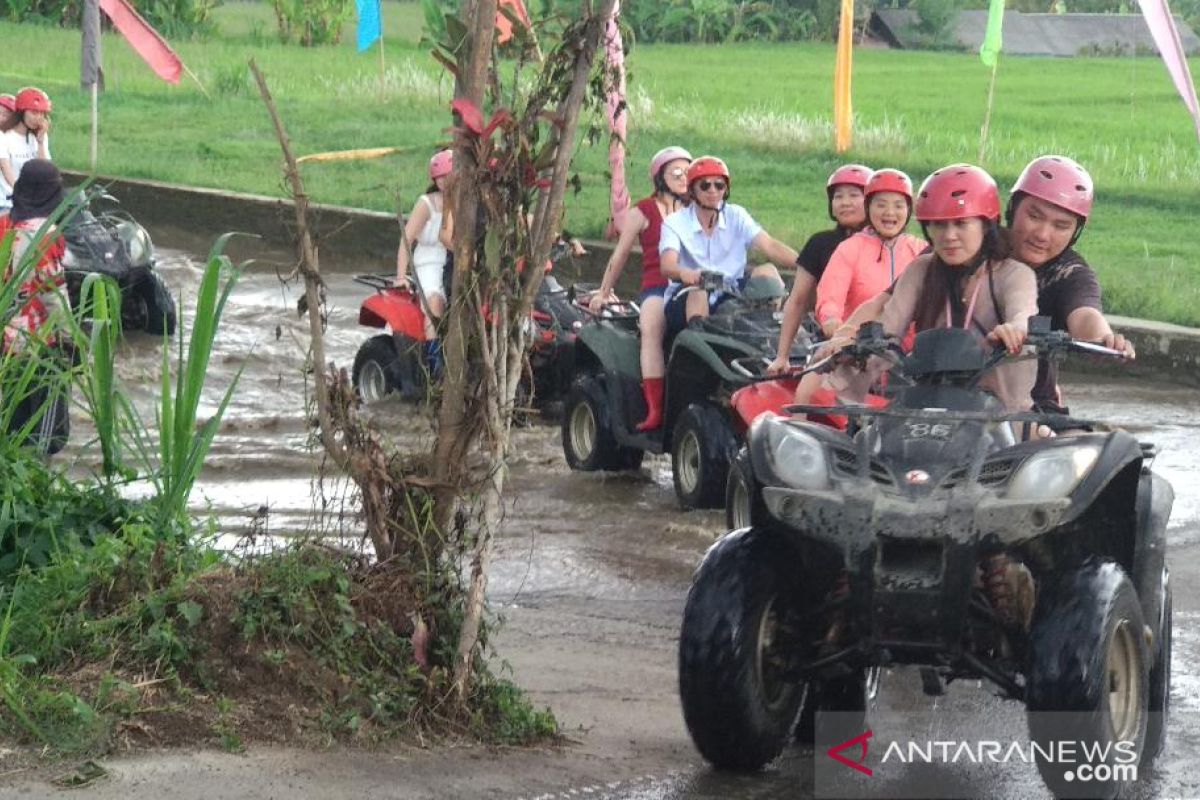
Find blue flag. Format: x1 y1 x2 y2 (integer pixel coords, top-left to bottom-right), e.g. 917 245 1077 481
357 0 381 52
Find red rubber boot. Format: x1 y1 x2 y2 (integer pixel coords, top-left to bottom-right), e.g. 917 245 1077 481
635 378 665 432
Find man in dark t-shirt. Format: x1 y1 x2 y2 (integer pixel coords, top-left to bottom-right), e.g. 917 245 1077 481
1005 156 1135 413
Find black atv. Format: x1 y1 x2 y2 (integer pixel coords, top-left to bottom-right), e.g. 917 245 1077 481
562 270 811 510
678 319 1172 800
62 186 176 336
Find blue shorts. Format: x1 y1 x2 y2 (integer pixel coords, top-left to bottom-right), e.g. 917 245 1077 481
638 285 667 304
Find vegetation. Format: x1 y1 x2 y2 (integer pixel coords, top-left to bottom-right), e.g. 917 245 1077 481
0 4 1195 323
0 213 554 757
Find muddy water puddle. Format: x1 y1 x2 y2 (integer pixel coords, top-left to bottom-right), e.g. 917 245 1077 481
56 248 1200 563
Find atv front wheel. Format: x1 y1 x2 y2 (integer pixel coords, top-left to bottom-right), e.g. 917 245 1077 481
561 375 643 471
1027 561 1148 800
793 668 873 746
1144 568 1171 762
725 447 767 531
673 402 738 510
679 527 805 771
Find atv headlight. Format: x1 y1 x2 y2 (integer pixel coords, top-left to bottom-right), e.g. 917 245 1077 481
1006 445 1100 501
764 416 830 491
116 221 153 268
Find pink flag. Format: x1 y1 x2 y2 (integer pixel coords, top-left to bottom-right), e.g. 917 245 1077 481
99 0 183 84
603 2 629 241
1139 0 1200 142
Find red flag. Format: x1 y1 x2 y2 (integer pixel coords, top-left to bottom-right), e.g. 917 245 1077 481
98 0 183 84
495 0 531 44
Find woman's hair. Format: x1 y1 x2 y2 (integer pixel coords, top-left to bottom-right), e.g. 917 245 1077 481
0 112 21 133
912 222 1011 331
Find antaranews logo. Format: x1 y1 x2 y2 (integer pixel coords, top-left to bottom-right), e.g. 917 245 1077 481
825 729 874 776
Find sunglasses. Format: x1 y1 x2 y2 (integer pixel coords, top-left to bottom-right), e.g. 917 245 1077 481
667 167 687 178
697 180 726 192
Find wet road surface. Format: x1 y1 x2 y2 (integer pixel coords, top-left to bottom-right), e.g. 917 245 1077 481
47 246 1200 800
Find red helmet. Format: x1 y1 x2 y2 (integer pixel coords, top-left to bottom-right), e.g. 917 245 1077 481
1010 155 1093 220
649 146 692 185
826 163 872 193
428 149 453 180
864 168 912 201
0 94 15 113
915 164 1002 222
687 156 730 188
15 87 51 114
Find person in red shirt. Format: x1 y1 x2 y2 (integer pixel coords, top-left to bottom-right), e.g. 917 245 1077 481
591 146 691 432
1 159 68 353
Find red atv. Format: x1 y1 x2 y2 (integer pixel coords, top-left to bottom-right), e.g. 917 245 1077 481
351 270 597 411
724 357 889 530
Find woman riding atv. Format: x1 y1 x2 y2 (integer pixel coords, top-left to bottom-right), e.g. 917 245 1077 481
767 163 871 376
396 149 452 363
0 88 52 220
813 168 925 340
590 145 691 432
815 163 1040 414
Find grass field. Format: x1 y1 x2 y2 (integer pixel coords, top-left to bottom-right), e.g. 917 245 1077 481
1 2 1198 324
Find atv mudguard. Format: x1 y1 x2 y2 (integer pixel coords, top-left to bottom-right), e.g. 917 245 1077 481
358 289 427 341
1133 469 1173 651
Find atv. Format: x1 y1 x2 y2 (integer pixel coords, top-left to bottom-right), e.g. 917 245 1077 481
678 318 1172 800
562 270 812 510
62 185 176 336
351 255 594 410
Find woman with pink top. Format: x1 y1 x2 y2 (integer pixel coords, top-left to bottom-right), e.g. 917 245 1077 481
813 168 924 338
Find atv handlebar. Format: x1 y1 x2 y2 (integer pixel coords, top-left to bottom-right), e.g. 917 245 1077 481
353 273 405 292
730 356 809 381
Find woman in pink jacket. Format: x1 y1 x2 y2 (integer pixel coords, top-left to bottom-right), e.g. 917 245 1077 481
814 168 925 338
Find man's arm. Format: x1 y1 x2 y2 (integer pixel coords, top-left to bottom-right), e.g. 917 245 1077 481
751 231 799 271
1066 306 1135 358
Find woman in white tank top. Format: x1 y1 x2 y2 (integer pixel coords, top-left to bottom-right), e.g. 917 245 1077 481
396 150 452 338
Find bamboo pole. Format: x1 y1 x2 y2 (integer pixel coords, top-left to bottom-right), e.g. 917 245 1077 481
978 57 999 164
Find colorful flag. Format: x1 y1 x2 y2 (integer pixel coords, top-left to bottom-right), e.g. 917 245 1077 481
980 0 1005 67
98 0 182 84
1139 0 1200 143
833 0 854 153
603 2 629 240
356 0 381 52
81 0 103 89
496 0 531 44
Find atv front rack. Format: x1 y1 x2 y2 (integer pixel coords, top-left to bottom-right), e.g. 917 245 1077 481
782 403 1108 432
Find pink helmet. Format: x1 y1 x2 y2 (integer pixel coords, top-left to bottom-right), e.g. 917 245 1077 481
649 146 692 185
865 168 913 201
0 94 14 113
826 164 872 193
428 149 453 180
915 164 1001 223
1010 155 1093 220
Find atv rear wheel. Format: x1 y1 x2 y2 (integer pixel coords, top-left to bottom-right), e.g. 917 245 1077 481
1027 562 1148 800
561 375 643 471
673 402 738 510
353 334 426 403
679 527 805 771
1144 569 1171 763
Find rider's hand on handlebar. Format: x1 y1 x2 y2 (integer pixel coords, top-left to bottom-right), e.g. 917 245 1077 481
680 269 702 287
765 356 790 376
1101 332 1136 360
394 275 411 290
587 289 617 314
987 323 1028 355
